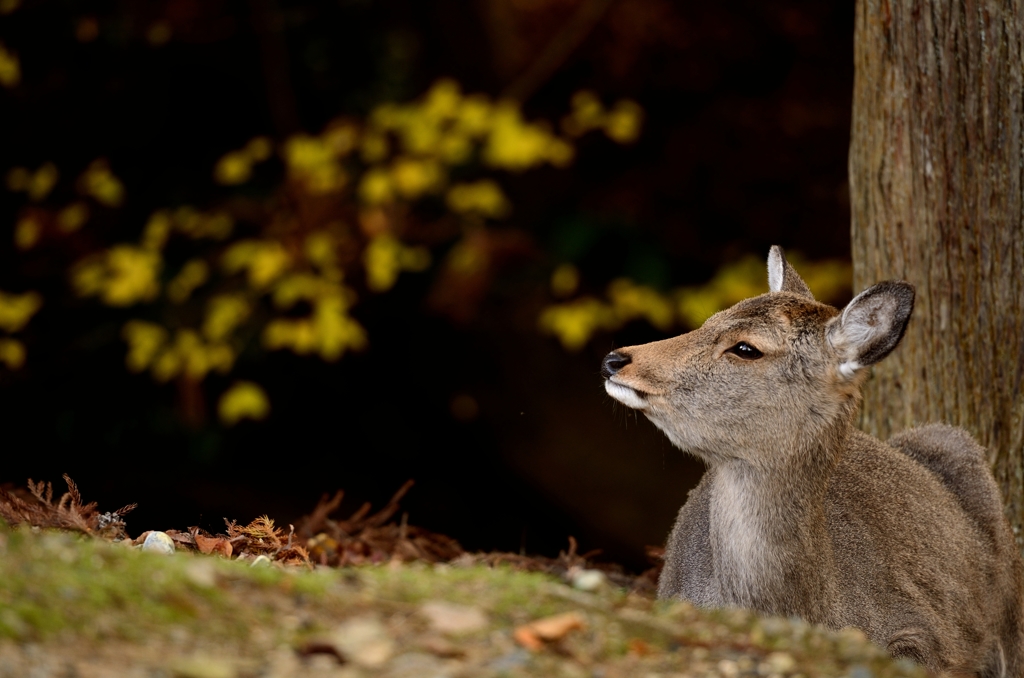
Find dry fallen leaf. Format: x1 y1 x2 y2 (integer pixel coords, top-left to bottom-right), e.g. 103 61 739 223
513 627 544 651
513 611 587 651
195 534 233 558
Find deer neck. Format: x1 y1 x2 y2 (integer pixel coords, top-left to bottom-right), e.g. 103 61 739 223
708 434 844 621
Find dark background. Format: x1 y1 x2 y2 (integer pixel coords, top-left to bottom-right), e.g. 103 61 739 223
0 0 854 569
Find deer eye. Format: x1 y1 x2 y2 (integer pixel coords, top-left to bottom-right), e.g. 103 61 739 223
727 341 763 360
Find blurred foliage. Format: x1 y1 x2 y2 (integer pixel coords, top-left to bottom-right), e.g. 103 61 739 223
218 381 271 427
0 39 17 87
539 253 851 351
0 290 40 369
1 62 851 418
0 0 854 454
3 77 643 425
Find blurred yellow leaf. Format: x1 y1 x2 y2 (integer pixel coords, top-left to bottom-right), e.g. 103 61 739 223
122 320 168 372
483 102 575 172
438 132 472 164
103 246 162 305
0 42 19 88
77 159 125 207
71 246 161 306
272 273 353 310
563 90 604 137
284 134 346 194
151 347 182 382
550 264 579 298
142 210 172 250
14 215 41 250
214 137 271 185
0 338 26 369
787 255 853 303
244 136 273 161
538 298 616 352
456 95 492 137
0 0 22 16
218 381 270 426
607 278 674 330
422 78 461 120
186 210 233 240
0 290 42 333
483 103 551 171
57 202 89 233
262 293 366 361
213 151 252 185
178 329 209 379
604 100 644 144
203 294 250 341
312 296 367 360
364 235 430 292
673 253 851 329
144 328 234 383
206 342 235 373
70 258 106 297
304 231 339 273
399 117 442 156
323 124 358 156
222 240 291 288
27 163 58 201
167 259 209 303
360 132 390 163
445 180 509 219
285 134 330 168
358 168 394 205
390 157 444 199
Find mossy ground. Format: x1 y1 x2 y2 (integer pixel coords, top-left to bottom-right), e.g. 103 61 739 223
0 525 924 678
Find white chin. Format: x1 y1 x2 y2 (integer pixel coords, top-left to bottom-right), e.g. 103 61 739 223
604 380 647 410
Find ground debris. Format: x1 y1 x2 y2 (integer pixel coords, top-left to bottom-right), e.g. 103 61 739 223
297 480 464 567
513 611 587 650
0 475 660 594
0 525 926 678
0 474 135 539
460 536 662 595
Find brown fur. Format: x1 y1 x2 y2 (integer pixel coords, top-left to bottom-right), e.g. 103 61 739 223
602 247 1024 676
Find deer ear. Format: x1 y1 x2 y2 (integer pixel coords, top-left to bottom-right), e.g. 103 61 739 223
828 281 915 377
767 246 814 298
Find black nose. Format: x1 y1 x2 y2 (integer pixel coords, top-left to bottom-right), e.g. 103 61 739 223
601 351 631 379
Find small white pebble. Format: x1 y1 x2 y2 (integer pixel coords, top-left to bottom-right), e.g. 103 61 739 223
570 568 607 592
141 531 175 555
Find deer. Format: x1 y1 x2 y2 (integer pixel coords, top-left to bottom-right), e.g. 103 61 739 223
601 246 1024 676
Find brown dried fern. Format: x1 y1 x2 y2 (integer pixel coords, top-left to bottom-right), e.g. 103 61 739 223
0 475 135 539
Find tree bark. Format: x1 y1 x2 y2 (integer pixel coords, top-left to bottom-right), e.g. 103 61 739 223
849 0 1024 549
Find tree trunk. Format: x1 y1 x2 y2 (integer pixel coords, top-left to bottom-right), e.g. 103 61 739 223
849 0 1024 549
